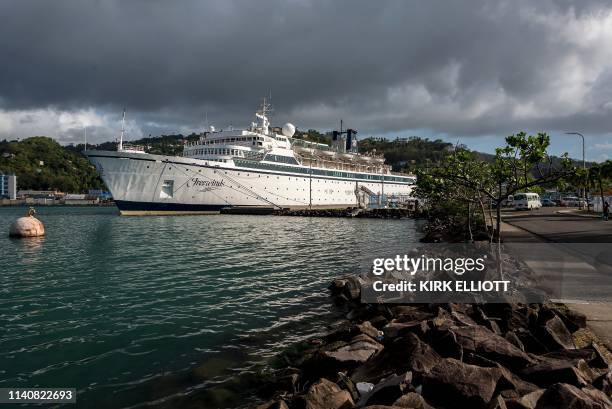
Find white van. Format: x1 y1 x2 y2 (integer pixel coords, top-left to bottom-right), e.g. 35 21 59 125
560 196 586 207
512 193 541 210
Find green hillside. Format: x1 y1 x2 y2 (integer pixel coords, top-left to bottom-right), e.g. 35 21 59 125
0 137 104 192
359 137 454 172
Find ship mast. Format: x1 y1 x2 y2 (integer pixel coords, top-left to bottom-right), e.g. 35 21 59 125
119 109 126 151
255 97 272 135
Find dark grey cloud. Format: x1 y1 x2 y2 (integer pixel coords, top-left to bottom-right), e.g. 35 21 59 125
1 0 612 143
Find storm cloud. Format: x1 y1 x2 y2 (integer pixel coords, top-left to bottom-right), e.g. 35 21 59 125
1 0 612 148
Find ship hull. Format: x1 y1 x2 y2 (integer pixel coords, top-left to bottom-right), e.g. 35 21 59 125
86 150 414 215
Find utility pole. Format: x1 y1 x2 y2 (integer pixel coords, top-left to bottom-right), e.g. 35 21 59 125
565 132 586 209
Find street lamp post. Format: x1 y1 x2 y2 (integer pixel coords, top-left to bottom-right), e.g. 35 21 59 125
565 132 586 209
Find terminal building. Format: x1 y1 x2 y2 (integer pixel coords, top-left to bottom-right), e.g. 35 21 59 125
0 173 17 200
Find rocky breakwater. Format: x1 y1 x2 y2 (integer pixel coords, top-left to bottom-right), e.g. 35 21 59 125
254 278 612 409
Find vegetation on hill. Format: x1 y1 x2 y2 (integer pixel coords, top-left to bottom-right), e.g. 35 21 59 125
359 137 454 172
293 129 332 145
294 131 455 172
0 137 104 193
66 133 201 157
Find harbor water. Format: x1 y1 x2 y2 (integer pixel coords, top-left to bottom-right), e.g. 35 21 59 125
0 206 419 408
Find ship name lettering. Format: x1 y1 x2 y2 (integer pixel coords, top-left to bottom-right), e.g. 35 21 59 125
188 178 225 188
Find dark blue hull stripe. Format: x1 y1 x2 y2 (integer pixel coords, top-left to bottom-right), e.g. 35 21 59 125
115 200 226 212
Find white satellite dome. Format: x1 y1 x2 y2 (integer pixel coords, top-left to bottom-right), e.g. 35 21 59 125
281 123 296 137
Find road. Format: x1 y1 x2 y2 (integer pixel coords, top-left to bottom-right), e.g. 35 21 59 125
499 208 612 349
502 207 612 242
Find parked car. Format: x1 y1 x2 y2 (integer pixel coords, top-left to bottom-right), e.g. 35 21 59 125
541 198 556 207
513 193 541 210
560 196 586 207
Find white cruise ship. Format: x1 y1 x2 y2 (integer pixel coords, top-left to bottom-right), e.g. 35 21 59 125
85 101 416 215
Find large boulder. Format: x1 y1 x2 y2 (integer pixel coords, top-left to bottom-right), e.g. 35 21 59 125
592 370 611 396
323 321 382 345
358 372 412 407
504 389 545 409
357 321 383 339
422 358 502 409
398 333 443 378
496 365 540 398
534 383 611 409
382 321 427 339
452 325 535 371
501 306 531 333
343 276 363 301
505 331 526 352
451 310 480 327
298 378 354 409
389 306 434 322
589 343 610 369
521 359 592 388
548 306 587 333
351 333 440 384
543 343 609 369
392 392 435 409
515 328 550 354
473 306 503 334
321 334 383 367
536 315 576 351
580 387 612 408
329 278 348 295
542 349 598 363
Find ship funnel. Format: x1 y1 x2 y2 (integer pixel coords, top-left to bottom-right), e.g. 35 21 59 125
346 129 358 153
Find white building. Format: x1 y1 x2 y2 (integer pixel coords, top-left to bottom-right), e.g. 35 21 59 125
0 173 17 200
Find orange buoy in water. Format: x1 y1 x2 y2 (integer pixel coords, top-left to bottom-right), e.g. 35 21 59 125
9 207 45 238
